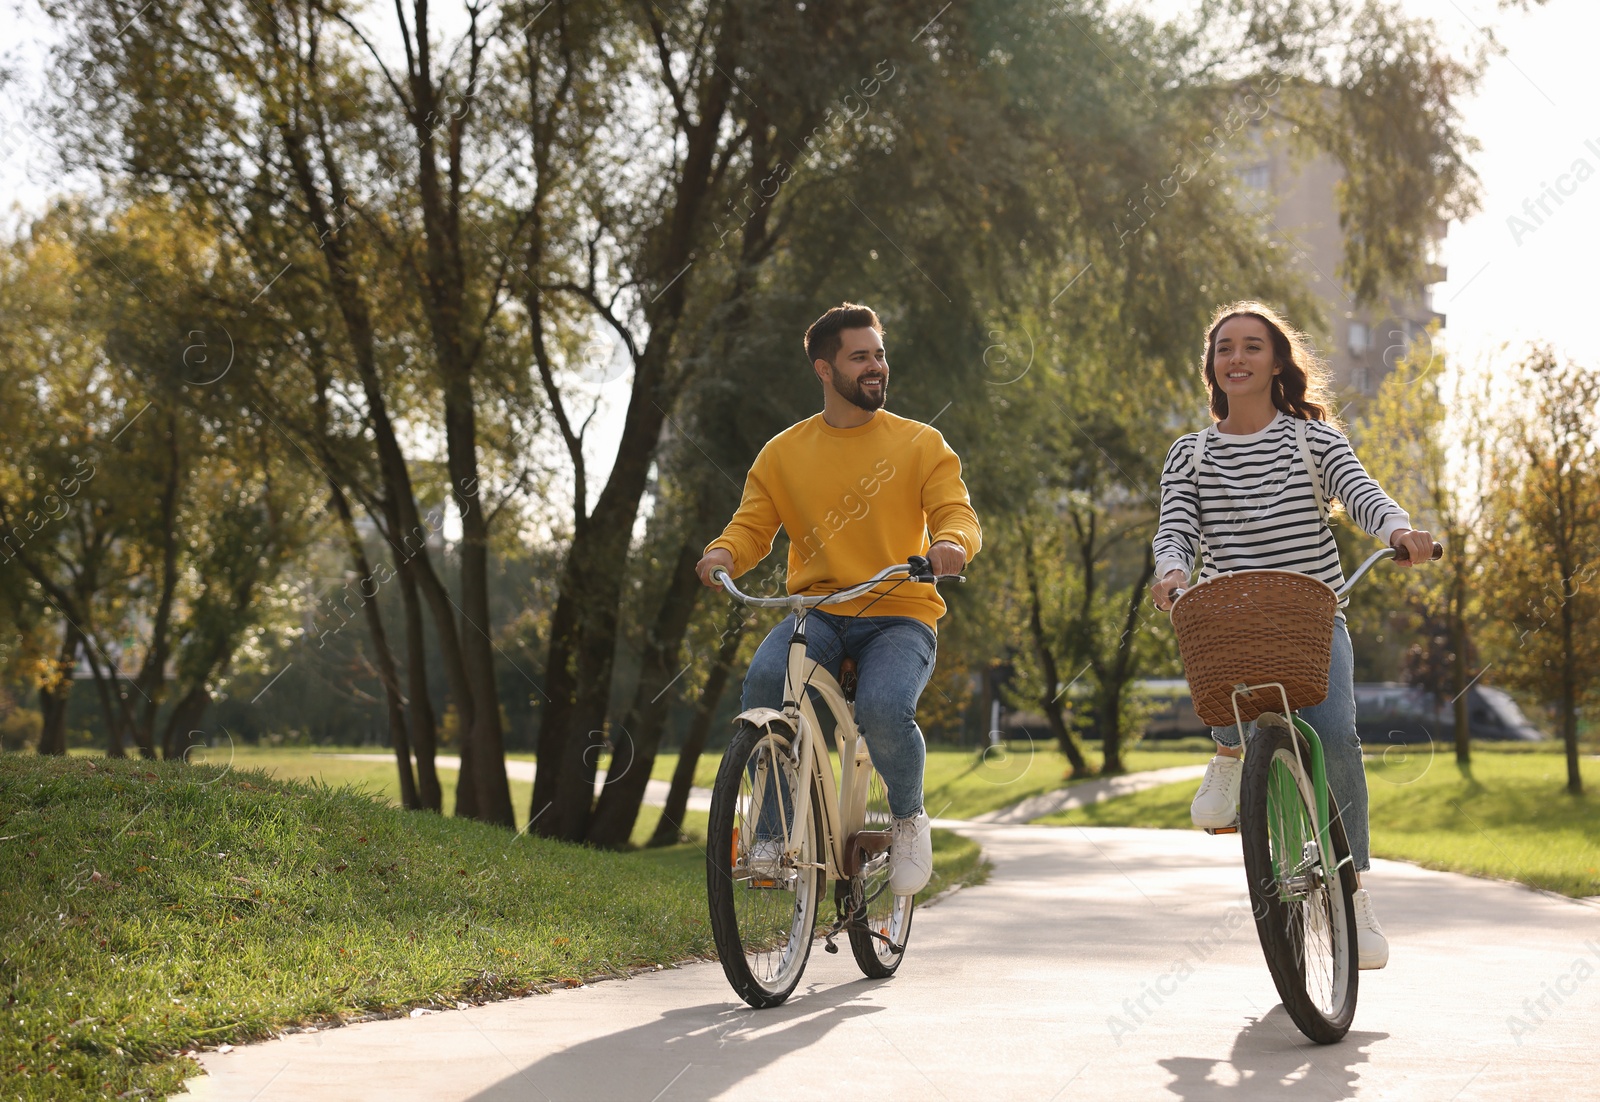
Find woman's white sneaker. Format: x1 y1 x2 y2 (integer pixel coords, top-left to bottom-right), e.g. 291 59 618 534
1352 888 1389 969
1190 755 1243 828
889 811 933 896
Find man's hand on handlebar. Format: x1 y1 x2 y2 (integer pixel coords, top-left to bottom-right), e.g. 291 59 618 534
1389 528 1438 567
1150 568 1188 612
695 547 734 589
926 540 966 577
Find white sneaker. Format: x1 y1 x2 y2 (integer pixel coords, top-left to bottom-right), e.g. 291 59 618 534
1352 888 1389 970
889 811 932 896
1190 755 1243 828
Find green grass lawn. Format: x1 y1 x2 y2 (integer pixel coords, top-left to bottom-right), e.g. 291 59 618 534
1036 744 1600 898
920 741 1214 820
1 753 983 1099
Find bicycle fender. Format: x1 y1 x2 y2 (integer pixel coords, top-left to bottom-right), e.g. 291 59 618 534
734 707 799 737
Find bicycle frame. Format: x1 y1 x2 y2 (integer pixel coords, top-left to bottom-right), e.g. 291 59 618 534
1229 681 1340 878
715 561 928 885
737 609 877 882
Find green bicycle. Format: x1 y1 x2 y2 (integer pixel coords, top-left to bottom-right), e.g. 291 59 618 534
1170 541 1441 1043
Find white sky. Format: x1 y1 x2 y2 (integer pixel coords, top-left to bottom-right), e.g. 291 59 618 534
2 0 1593 410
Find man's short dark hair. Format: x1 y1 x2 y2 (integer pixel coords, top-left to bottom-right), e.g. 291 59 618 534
804 303 883 365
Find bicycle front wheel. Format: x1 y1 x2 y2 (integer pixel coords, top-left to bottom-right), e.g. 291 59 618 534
1239 715 1359 1044
843 767 914 978
706 721 823 1008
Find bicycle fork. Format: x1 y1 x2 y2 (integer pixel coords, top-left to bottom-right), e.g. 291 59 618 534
1227 682 1349 887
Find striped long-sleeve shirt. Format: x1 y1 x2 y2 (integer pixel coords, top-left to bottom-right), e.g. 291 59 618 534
1152 411 1411 591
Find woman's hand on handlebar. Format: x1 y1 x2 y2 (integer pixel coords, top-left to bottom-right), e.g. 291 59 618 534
695 547 734 589
1389 528 1438 568
1150 568 1188 611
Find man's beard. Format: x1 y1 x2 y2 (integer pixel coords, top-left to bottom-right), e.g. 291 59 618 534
831 364 887 412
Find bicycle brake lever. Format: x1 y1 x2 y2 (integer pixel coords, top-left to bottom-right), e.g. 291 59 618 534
907 554 935 583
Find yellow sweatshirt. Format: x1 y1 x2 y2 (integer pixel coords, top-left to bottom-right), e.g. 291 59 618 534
706 410 982 628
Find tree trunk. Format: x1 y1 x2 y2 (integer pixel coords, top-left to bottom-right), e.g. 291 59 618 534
648 604 748 848
161 685 212 761
530 564 581 833
444 378 514 828
535 396 679 842
1560 596 1582 796
36 625 77 756
1450 564 1470 766
401 1 514 829
1018 525 1090 776
80 640 137 758
132 413 181 759
588 542 704 847
1098 548 1155 776
331 484 419 810
396 552 443 811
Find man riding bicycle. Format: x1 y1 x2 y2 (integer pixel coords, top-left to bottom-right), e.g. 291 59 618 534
695 302 981 897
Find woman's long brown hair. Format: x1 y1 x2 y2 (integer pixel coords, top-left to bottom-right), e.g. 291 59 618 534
1202 301 1337 426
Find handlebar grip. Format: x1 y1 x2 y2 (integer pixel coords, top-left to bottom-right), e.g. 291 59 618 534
1393 541 1444 566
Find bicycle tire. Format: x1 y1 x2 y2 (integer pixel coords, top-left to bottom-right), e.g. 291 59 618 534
706 721 823 1008
1239 715 1359 1044
844 768 914 977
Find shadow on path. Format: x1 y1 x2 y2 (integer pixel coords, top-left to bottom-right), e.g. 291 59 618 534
1158 1004 1387 1101
465 979 886 1101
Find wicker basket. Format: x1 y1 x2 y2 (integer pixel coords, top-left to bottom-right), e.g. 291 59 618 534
1171 569 1338 728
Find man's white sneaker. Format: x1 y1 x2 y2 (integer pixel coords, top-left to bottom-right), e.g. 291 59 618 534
1190 754 1244 828
1352 888 1389 970
889 811 933 896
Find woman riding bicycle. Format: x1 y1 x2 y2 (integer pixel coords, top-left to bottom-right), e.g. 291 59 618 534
1149 301 1436 971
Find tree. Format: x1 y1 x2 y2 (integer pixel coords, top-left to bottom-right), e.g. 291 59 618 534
1481 348 1600 796
1356 340 1493 764
0 199 319 759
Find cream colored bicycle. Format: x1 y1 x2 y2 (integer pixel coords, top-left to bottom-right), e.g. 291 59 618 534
706 557 952 1008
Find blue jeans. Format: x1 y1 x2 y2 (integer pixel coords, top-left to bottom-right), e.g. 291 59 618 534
1209 618 1372 871
741 610 936 821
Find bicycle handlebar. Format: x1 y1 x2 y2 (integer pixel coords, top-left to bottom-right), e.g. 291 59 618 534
1335 540 1443 597
1166 540 1443 607
713 555 965 610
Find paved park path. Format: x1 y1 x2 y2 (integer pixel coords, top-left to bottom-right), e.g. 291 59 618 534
187 809 1599 1101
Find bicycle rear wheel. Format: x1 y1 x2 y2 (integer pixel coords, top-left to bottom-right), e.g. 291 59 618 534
843 767 914 977
706 721 823 1008
1239 715 1359 1044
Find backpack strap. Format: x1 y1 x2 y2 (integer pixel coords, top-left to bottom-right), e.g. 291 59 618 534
1188 427 1212 572
1189 425 1209 479
1294 417 1329 523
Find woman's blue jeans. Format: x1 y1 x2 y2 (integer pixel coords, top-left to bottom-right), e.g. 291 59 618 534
741 610 936 821
1209 617 1372 871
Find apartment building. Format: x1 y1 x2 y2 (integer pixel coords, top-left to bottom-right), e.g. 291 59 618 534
1235 135 1447 399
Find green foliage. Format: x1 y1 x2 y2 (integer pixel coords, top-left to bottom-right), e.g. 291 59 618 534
16 0 1513 811
1477 350 1600 791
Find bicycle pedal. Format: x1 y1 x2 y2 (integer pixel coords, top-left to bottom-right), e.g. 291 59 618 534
1204 823 1240 835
